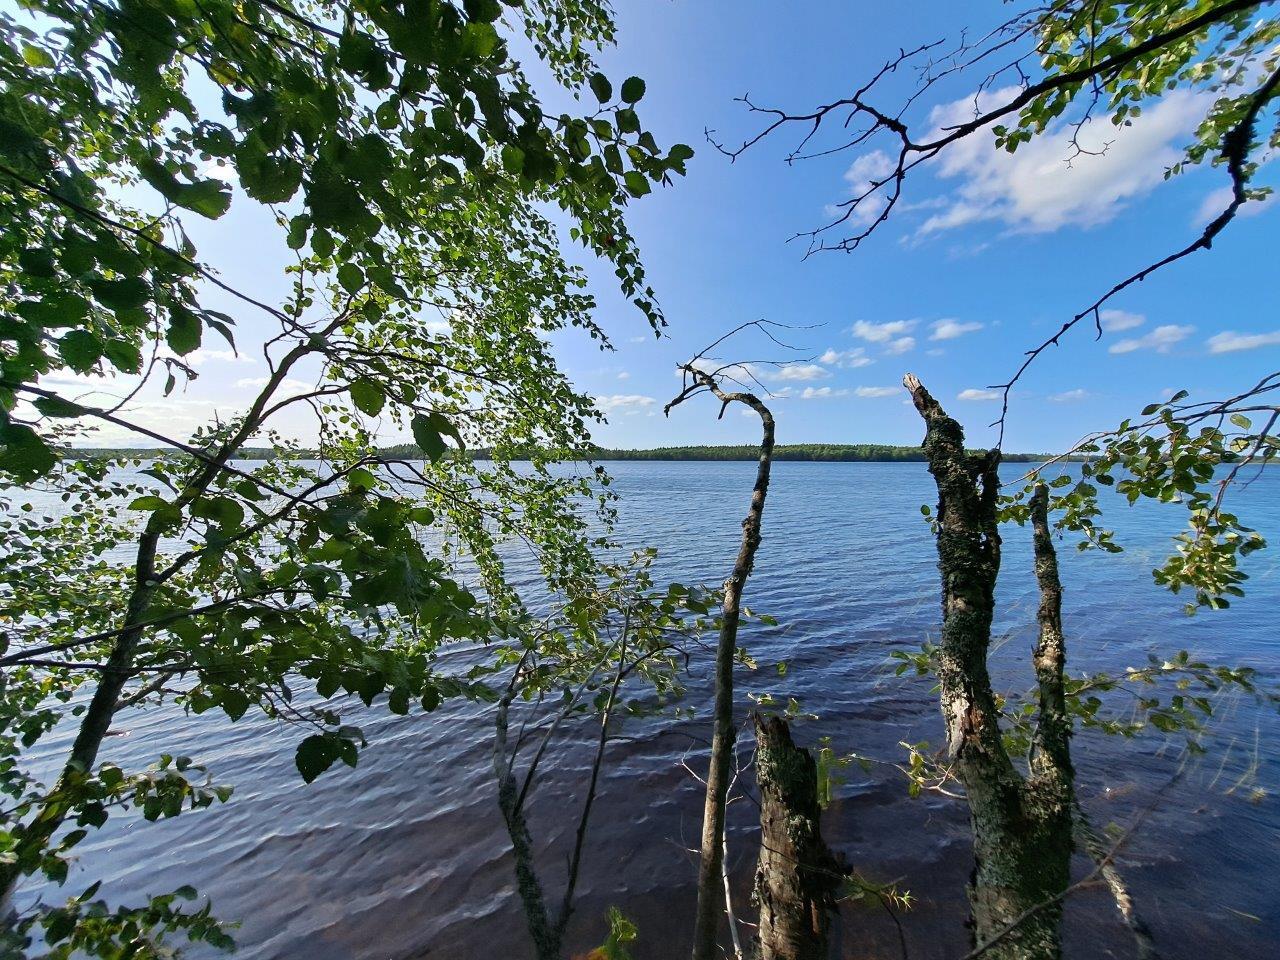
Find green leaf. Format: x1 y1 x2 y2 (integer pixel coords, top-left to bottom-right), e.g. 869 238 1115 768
349 378 386 416
337 263 365 293
295 734 338 784
411 411 461 460
57 330 103 372
589 72 613 103
501 144 525 174
166 306 202 355
0 421 55 480
128 496 170 511
620 76 646 104
21 42 55 68
33 395 84 418
136 157 232 219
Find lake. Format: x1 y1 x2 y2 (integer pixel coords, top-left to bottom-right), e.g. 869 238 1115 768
13 461 1280 958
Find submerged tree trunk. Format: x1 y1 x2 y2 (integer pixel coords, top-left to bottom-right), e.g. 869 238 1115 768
494 688 563 960
904 375 1072 960
752 714 841 960
668 366 775 960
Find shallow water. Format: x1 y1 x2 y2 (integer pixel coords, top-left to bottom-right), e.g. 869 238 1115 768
13 461 1280 958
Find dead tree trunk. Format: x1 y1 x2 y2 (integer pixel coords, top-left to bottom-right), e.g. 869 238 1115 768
667 365 775 960
752 714 841 960
905 375 1072 960
1033 485 1160 960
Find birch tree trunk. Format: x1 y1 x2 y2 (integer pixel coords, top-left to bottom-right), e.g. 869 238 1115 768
668 366 775 960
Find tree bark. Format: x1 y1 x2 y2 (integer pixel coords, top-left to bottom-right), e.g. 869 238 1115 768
0 334 336 901
752 714 840 960
905 375 1072 960
670 369 776 960
494 688 562 960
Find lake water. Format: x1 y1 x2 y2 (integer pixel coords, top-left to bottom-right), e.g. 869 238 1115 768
13 461 1280 958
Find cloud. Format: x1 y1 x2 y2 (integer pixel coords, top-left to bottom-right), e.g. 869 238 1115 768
853 386 900 398
958 388 1000 401
1207 330 1280 354
837 150 895 225
884 336 916 355
1049 388 1090 402
1100 309 1145 332
189 348 254 366
39 370 115 389
772 363 831 382
1109 324 1194 354
155 346 254 366
930 319 983 341
819 347 873 368
235 377 313 392
917 87 1209 236
593 394 656 414
851 319 917 343
799 386 850 399
1195 185 1275 225
617 371 631 380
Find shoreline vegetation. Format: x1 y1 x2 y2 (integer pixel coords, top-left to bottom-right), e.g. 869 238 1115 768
66 443 1052 463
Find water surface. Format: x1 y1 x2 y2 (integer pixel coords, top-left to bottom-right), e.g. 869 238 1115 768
16 461 1280 958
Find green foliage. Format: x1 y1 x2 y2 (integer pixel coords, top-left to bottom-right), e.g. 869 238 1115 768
1002 387 1277 610
0 0 692 951
594 906 638 960
890 641 1276 779
994 0 1279 207
2 883 235 959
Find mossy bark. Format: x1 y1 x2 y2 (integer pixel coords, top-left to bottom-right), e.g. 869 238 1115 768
752 714 841 960
905 376 1073 960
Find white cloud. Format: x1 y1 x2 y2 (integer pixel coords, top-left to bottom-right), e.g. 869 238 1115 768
1100 309 1145 332
155 346 254 367
799 386 850 399
1049 388 1090 402
885 336 916 355
930 319 983 341
1207 330 1280 354
617 371 631 380
593 394 656 414
628 335 648 344
772 363 831 382
1195 185 1275 225
235 377 313 392
839 150 895 225
852 319 917 343
853 386 900 398
917 87 1209 236
958 388 1000 401
39 370 115 389
189 348 254 366
819 347 873 368
1109 324 1194 354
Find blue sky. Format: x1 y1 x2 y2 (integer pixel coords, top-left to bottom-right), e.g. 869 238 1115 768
560 1 1279 452
46 1 1278 453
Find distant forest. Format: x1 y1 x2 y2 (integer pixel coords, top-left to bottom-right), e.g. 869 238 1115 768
69 443 1050 463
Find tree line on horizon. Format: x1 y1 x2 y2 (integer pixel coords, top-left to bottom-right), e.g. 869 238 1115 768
63 442 1052 463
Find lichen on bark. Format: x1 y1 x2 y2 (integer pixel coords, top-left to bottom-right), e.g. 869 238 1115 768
904 375 1074 960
